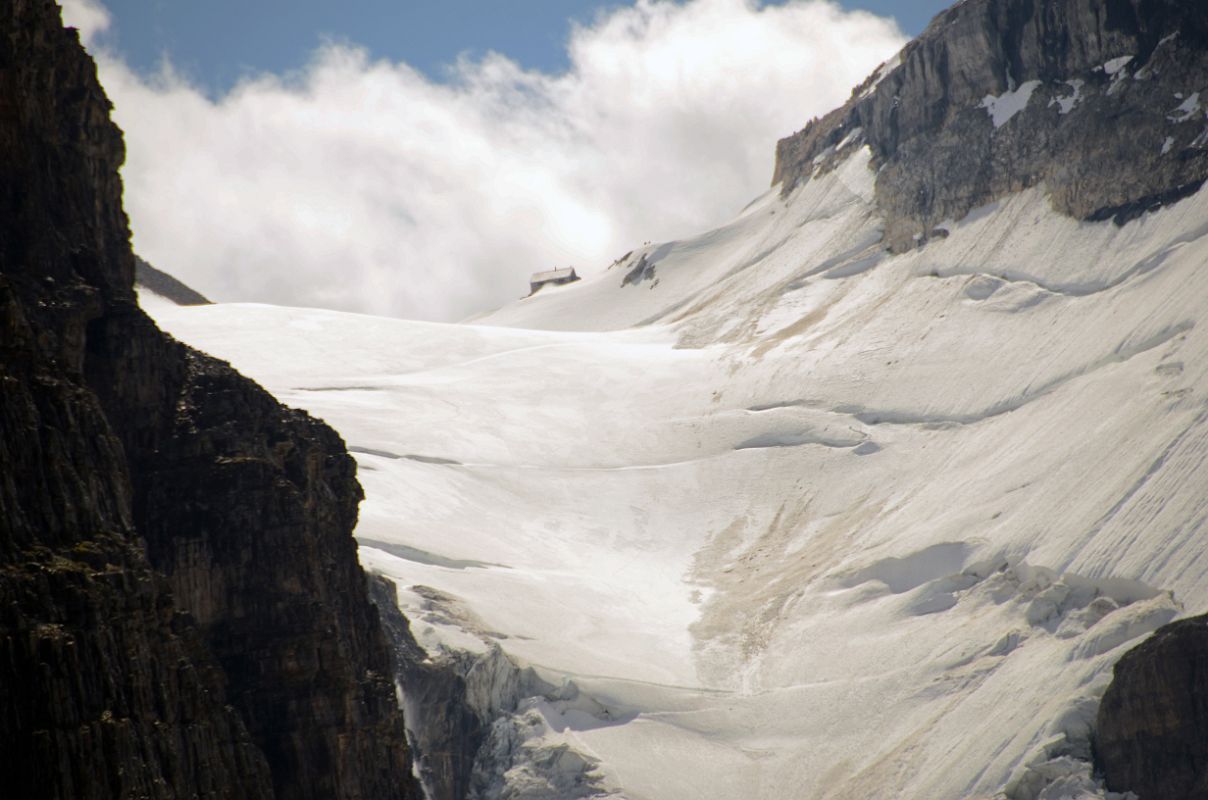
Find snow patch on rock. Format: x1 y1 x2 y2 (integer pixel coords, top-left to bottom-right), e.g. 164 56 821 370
858 52 902 100
1102 55 1134 76
981 80 1042 127
1169 92 1202 122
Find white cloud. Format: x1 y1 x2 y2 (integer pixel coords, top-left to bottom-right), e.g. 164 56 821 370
59 0 110 46
76 0 904 321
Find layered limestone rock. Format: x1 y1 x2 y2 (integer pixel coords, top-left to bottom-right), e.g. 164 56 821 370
0 1 418 797
773 0 1208 251
1095 614 1208 799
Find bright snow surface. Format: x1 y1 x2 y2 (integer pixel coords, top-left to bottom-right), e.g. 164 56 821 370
143 147 1208 799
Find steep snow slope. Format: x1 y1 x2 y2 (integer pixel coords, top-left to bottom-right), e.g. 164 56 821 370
145 146 1208 798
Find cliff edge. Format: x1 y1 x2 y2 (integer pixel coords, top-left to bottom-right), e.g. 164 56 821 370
0 1 419 797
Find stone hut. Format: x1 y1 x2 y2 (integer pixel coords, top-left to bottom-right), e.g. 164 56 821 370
529 267 580 295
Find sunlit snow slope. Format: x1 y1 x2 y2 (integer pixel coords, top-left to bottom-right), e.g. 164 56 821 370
145 145 1208 799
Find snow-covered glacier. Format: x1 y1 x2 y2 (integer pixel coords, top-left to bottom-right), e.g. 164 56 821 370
143 138 1208 797
139 0 1208 795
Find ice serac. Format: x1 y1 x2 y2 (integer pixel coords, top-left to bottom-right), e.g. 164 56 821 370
0 2 418 798
370 575 488 800
773 0 1208 251
369 576 611 800
1096 614 1208 799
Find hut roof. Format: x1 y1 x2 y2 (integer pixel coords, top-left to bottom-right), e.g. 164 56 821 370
530 267 577 284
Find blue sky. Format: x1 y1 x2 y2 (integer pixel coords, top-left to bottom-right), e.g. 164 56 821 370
97 0 948 93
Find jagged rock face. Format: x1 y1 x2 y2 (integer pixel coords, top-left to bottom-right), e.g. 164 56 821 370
370 577 614 800
773 0 1208 251
86 323 416 800
371 576 489 800
0 1 418 797
0 3 273 795
1096 615 1208 799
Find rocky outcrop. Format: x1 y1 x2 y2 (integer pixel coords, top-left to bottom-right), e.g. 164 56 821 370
773 0 1208 251
1095 614 1208 799
371 576 492 800
0 1 418 797
370 577 615 800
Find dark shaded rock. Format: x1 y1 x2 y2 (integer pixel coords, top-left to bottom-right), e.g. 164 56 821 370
0 1 419 797
621 253 655 287
135 255 212 305
773 0 1208 251
1096 614 1208 799
368 575 613 800
371 575 488 800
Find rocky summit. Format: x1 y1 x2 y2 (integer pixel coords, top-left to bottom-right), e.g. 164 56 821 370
774 0 1208 251
0 1 419 797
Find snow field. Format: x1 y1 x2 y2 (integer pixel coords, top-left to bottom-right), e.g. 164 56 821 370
146 146 1208 799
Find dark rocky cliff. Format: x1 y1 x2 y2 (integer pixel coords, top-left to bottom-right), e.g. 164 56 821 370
1096 614 1208 799
773 0 1208 251
0 1 419 797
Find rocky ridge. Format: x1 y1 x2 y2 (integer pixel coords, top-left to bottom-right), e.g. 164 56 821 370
135 256 211 306
773 0 1208 251
0 1 418 797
